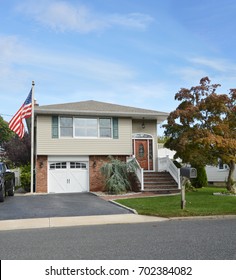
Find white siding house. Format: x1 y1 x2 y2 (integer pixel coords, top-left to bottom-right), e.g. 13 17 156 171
158 145 235 185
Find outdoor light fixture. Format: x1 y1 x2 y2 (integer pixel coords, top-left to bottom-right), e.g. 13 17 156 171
142 118 145 129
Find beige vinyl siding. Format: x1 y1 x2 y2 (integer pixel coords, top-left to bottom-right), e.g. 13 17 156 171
36 115 132 155
132 119 157 141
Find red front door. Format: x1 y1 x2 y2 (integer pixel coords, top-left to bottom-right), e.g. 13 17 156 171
135 140 149 170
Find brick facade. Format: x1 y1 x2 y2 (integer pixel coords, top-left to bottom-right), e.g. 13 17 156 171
35 155 48 193
36 154 130 193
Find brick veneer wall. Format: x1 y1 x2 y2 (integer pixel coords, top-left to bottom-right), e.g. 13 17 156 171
36 155 48 193
89 155 127 192
36 155 133 193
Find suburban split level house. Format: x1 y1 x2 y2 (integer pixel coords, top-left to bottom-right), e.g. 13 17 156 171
34 100 180 193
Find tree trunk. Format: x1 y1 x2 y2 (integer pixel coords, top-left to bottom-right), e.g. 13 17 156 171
226 160 236 193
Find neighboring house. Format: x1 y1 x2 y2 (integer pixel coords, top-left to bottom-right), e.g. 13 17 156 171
206 161 236 185
34 100 169 193
158 145 235 185
157 143 177 161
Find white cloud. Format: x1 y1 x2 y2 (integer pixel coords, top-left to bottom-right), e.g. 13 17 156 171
187 56 236 92
174 67 208 84
0 36 32 87
168 55 236 92
108 13 154 30
189 57 236 73
16 0 154 33
0 35 135 88
0 35 20 63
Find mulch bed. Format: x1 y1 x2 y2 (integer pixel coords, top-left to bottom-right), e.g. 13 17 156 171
92 191 166 201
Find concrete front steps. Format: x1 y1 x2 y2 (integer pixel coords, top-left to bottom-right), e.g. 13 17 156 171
143 172 180 194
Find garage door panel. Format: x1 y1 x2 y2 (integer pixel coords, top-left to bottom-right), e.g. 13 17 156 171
70 170 88 192
49 170 69 193
48 160 89 193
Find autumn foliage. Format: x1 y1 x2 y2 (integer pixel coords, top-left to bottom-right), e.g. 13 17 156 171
164 77 236 192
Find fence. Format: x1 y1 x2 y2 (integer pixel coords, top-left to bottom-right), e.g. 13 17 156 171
12 168 21 186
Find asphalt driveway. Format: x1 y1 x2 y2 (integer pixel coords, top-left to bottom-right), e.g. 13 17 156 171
0 193 132 220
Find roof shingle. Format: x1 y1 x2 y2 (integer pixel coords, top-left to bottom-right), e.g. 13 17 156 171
35 100 168 123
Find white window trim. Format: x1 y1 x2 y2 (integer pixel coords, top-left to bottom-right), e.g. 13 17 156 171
59 116 113 139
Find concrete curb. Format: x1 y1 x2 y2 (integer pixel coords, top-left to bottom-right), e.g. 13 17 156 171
108 200 138 214
169 214 236 221
0 214 168 231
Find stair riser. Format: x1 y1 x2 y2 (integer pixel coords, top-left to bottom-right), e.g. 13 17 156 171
144 175 175 179
144 187 178 190
142 172 179 193
144 179 176 183
142 189 180 194
145 183 177 186
144 174 172 177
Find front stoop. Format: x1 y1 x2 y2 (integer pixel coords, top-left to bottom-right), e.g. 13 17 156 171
143 172 180 194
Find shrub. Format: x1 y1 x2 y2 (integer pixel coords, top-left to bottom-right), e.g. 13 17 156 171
100 156 138 194
191 166 208 188
20 164 31 192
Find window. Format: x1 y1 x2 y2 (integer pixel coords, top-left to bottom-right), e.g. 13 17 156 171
60 117 73 137
139 143 145 158
50 162 67 169
52 116 59 138
149 139 153 160
70 162 87 169
57 117 117 139
218 159 229 170
74 118 98 137
99 118 112 138
219 159 224 170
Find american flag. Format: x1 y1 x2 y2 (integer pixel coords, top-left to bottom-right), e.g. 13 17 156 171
8 89 32 139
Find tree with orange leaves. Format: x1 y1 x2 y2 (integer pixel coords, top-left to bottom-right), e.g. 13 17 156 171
164 77 236 193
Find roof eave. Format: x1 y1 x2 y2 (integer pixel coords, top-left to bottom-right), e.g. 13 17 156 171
35 108 168 123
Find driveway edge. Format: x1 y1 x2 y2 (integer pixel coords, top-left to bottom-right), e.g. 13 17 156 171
108 200 138 214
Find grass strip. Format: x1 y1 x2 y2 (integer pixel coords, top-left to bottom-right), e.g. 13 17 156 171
115 187 236 217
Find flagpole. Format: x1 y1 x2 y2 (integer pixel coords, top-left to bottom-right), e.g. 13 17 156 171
30 81 35 193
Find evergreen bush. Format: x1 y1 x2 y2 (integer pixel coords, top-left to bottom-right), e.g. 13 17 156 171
191 166 208 188
20 164 31 192
100 156 138 194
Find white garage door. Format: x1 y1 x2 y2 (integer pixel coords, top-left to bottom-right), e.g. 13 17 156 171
48 161 89 193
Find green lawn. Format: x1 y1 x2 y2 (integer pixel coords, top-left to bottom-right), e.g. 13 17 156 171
115 187 236 217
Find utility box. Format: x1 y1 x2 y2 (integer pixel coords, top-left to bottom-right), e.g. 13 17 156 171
180 167 197 179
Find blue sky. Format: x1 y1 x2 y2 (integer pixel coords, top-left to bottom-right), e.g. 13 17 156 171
1 0 236 134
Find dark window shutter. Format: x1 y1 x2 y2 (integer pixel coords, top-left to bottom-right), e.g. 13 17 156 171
113 118 119 139
52 116 59 138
